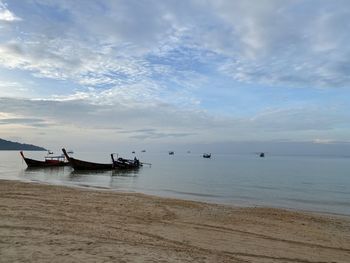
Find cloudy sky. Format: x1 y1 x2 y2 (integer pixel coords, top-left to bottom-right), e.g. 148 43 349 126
0 0 349 152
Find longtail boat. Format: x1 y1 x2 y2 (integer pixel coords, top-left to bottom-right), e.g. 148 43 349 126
111 154 142 169
20 151 69 167
62 148 113 170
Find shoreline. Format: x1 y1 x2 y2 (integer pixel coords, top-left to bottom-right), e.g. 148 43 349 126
4 177 350 219
1 179 349 262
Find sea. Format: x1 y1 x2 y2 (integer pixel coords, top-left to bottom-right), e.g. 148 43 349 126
1 151 349 216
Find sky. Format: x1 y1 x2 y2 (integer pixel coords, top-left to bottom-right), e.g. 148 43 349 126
0 0 350 153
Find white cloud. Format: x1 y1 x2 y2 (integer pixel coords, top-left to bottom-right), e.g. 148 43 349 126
1 0 350 91
0 80 31 97
0 97 349 147
0 80 22 88
0 38 151 86
1 0 350 149
312 138 336 144
208 0 350 88
0 1 21 22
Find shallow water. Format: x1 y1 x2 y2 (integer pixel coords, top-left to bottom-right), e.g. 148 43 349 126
1 151 349 215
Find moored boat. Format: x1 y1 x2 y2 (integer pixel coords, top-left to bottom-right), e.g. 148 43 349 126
62 148 113 170
20 151 69 167
203 153 211 158
111 154 142 169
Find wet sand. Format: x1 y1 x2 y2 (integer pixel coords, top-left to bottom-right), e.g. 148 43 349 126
0 179 349 263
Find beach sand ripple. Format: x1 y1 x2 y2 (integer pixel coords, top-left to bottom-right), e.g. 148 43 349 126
0 180 349 262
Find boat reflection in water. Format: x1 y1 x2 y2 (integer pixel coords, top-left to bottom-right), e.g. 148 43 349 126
68 168 141 191
20 166 71 183
24 166 67 175
21 164 141 191
69 168 140 178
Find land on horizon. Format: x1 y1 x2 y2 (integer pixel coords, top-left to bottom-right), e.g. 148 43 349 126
0 138 46 151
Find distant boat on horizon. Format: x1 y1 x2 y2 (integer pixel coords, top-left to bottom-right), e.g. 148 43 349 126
169 151 174 155
141 150 146 152
203 153 211 158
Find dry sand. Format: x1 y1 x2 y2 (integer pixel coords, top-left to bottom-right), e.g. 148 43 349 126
0 179 349 263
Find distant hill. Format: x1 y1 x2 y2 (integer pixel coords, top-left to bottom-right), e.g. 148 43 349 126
0 138 46 151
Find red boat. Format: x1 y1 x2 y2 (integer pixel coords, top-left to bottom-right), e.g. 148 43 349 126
20 151 69 167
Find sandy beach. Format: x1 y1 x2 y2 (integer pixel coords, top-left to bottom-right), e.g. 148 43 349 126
0 180 349 263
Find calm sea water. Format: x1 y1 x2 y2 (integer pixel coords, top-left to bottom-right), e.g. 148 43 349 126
0 151 349 216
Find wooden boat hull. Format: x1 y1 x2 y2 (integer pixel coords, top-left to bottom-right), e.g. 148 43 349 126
62 148 113 170
66 158 113 170
20 151 68 167
113 161 141 169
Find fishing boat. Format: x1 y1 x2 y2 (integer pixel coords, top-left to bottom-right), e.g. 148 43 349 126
62 148 113 170
111 154 142 169
20 151 69 167
259 152 265 157
169 151 174 155
203 153 211 158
